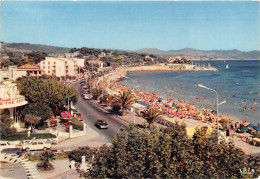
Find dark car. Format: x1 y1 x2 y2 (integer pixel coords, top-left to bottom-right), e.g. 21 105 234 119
95 120 109 129
75 112 83 121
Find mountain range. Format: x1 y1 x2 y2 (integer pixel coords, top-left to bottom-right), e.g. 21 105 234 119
136 48 260 60
1 42 259 60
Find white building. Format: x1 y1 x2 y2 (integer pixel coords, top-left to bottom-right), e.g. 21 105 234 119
0 64 42 82
40 57 66 77
40 57 85 77
0 81 28 128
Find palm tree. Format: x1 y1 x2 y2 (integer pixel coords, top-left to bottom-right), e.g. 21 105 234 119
116 91 135 116
141 108 161 129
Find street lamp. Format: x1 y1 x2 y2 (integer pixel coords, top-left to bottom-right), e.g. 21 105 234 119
123 76 136 124
198 84 220 136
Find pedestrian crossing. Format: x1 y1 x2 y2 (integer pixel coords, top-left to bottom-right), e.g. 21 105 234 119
0 153 41 179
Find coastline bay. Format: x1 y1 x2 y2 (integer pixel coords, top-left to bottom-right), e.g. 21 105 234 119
120 60 260 125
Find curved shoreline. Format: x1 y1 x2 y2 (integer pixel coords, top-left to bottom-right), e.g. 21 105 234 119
124 63 218 72
104 67 240 123
101 68 260 155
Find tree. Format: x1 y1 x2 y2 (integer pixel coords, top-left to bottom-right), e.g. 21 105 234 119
24 114 41 132
22 103 53 122
141 108 161 129
81 124 248 178
92 86 102 100
17 77 78 114
0 109 17 139
246 155 260 178
116 91 135 116
26 51 47 63
37 151 55 171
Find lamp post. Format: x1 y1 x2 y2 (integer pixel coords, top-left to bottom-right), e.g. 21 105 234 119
124 76 136 124
198 84 219 136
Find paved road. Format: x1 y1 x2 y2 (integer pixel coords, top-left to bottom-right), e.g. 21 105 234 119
73 82 129 142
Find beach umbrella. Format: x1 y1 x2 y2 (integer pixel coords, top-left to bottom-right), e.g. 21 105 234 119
172 104 178 107
253 126 260 131
178 103 186 108
188 105 195 109
158 97 163 102
241 122 250 127
240 126 249 131
61 111 69 115
249 128 255 132
165 102 172 107
197 113 205 119
188 109 196 114
62 114 71 120
221 116 229 120
212 110 217 114
248 124 255 128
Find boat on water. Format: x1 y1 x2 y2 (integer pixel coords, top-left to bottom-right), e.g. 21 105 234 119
226 64 229 69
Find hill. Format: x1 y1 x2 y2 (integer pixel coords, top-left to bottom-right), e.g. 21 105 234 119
1 42 70 54
137 48 260 60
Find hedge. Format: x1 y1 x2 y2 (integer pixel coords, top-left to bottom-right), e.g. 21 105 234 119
2 133 56 141
71 117 83 130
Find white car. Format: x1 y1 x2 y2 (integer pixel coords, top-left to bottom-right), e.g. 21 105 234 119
0 142 17 151
83 93 93 100
22 140 51 151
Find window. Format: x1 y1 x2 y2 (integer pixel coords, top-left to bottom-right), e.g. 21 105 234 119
48 71 50 74
32 142 37 145
43 66 45 69
48 62 50 65
48 66 50 69
43 62 45 65
38 142 44 145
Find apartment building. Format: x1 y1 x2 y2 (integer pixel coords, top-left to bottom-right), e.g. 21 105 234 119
40 57 84 77
40 57 66 77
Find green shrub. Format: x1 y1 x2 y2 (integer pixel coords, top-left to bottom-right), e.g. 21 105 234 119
2 132 56 141
54 152 70 160
68 146 93 162
71 117 83 130
28 153 41 161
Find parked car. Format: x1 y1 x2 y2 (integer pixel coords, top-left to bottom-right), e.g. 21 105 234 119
83 93 93 100
22 140 51 151
74 112 83 121
95 120 109 129
0 141 17 152
46 139 58 145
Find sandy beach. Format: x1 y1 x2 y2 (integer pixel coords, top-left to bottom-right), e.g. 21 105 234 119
100 67 259 155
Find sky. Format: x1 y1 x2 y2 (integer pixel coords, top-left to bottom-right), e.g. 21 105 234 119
1 1 259 51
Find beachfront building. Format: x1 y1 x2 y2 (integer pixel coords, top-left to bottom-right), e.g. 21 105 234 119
0 81 28 128
0 64 42 82
40 57 66 77
40 57 85 77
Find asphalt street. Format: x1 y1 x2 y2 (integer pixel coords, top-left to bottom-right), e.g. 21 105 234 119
73 82 129 142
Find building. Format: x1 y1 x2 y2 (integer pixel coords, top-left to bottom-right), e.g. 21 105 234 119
87 59 104 68
0 81 28 128
0 64 42 82
40 57 85 78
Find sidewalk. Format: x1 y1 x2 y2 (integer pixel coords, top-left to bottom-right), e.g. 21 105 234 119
35 159 78 179
53 123 110 151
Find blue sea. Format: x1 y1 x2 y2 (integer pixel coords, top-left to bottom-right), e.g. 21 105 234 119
120 60 260 125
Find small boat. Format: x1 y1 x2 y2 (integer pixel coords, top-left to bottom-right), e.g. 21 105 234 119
226 64 229 69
